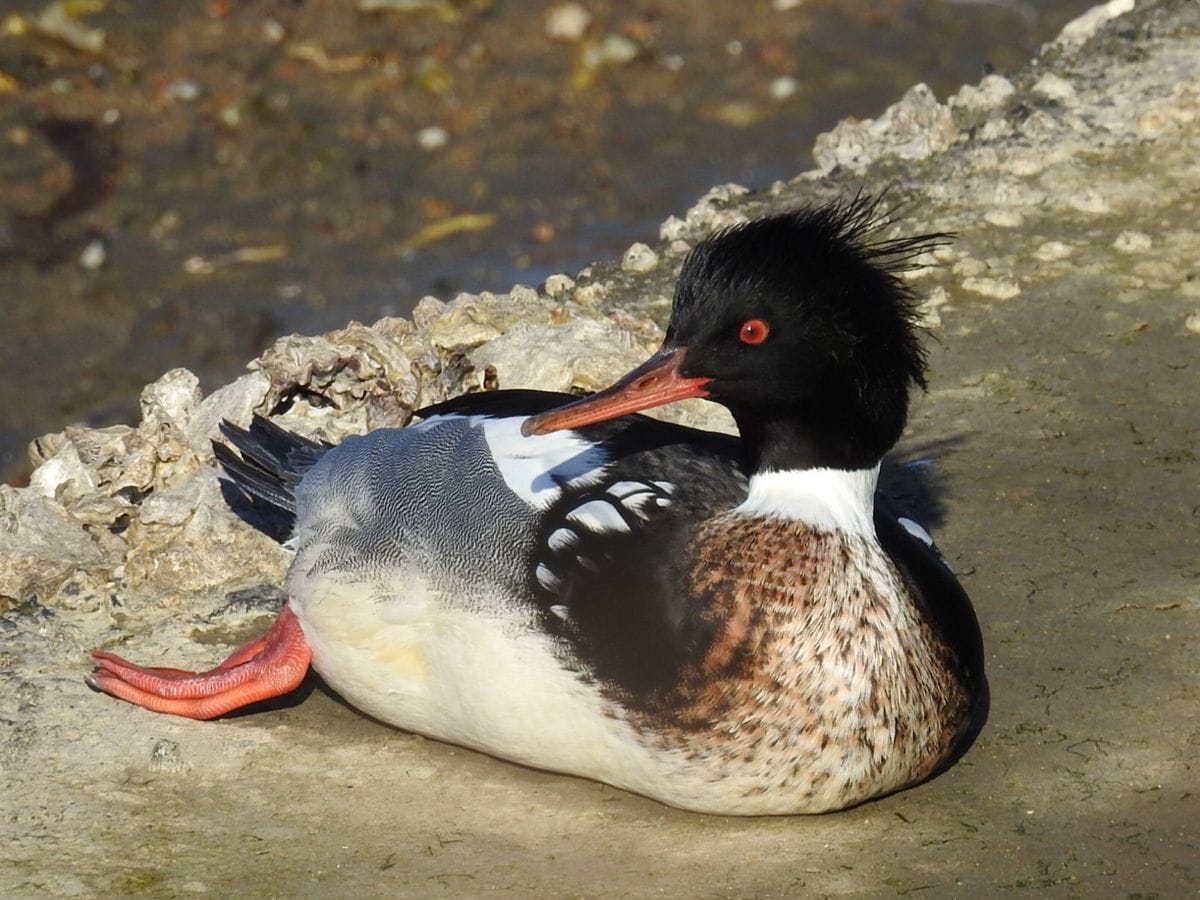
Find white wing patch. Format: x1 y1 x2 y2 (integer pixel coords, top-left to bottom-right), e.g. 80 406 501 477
897 516 934 548
567 499 631 533
606 480 656 499
534 478 676 599
547 527 578 551
478 416 610 509
535 563 561 592
605 481 671 520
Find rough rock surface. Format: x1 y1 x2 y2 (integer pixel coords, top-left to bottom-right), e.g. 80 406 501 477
2 0 1198 895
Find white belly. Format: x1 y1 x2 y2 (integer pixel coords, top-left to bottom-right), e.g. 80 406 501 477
286 559 923 816
289 564 676 794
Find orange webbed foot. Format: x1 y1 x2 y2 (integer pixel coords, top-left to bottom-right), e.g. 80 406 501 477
87 602 312 720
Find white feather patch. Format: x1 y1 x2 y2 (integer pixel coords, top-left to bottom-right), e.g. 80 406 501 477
535 563 561 591
479 417 610 509
566 499 631 533
547 527 578 551
898 516 933 547
604 482 663 520
606 480 653 499
736 465 879 537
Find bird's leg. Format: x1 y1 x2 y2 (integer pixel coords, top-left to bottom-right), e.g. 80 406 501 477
87 601 312 720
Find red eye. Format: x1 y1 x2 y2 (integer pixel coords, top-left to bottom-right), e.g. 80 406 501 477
739 319 770 345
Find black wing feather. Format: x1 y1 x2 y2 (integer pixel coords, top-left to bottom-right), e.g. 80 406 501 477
415 389 574 420
873 495 985 698
212 416 331 532
528 429 748 701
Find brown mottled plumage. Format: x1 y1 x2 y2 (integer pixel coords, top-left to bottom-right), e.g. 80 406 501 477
622 512 969 812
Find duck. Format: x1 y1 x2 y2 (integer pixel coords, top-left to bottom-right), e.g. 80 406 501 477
87 196 986 815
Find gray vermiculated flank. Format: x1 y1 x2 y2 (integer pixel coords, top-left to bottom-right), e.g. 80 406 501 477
294 419 542 597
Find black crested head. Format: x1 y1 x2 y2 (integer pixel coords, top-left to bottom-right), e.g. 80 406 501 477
666 196 945 473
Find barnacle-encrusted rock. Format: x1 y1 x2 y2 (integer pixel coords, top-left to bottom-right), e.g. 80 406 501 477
120 471 287 605
812 83 959 174
0 486 103 605
471 318 653 395
659 183 751 242
252 321 418 439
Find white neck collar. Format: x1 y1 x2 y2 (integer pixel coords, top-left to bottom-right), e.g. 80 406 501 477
734 465 879 537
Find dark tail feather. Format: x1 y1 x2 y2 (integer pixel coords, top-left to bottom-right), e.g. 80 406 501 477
213 415 331 538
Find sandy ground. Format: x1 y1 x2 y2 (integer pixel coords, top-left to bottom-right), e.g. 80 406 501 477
2 0 1198 896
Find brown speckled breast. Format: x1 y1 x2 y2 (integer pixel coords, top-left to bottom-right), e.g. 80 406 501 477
632 512 973 811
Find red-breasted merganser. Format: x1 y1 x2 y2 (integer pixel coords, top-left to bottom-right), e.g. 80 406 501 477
88 197 985 815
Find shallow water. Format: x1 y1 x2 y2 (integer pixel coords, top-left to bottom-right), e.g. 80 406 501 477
0 0 1093 480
